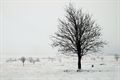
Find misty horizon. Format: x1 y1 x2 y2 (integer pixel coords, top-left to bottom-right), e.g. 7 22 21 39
0 0 120 58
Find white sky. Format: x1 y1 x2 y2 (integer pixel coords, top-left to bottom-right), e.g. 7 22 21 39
0 0 120 57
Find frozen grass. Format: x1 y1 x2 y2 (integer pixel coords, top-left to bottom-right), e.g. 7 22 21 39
0 55 120 80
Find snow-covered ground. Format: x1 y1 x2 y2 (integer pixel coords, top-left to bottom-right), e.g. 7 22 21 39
0 55 120 80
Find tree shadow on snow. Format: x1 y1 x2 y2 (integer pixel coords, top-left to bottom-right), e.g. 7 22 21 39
63 69 111 73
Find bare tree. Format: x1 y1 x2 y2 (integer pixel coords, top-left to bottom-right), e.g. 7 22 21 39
28 57 33 63
51 4 106 70
28 57 35 64
114 54 119 62
35 58 40 62
101 57 104 61
20 56 26 66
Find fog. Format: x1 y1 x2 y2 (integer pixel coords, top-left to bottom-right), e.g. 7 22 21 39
0 0 120 57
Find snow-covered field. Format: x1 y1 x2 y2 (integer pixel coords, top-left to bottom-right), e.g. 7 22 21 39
0 55 120 80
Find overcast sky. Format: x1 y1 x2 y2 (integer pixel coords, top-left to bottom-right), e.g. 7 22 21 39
0 0 120 57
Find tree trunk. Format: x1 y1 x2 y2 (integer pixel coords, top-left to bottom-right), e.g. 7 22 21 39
78 55 82 70
23 63 24 66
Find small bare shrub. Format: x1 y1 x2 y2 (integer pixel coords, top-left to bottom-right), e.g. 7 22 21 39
114 54 119 61
19 56 26 66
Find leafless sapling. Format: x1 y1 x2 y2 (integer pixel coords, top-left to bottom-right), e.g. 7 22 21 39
20 56 26 66
114 54 119 62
